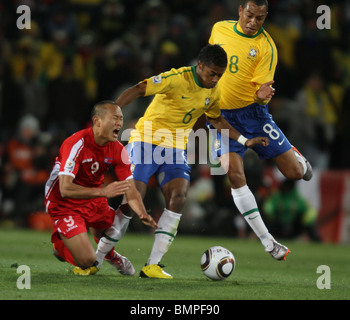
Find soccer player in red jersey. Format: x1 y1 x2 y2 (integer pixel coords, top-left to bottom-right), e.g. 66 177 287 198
45 100 157 275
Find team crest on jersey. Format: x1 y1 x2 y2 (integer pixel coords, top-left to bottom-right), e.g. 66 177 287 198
205 98 210 106
248 46 259 61
152 75 162 84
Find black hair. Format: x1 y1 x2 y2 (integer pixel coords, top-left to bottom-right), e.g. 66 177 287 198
241 0 268 10
197 44 227 68
91 100 118 120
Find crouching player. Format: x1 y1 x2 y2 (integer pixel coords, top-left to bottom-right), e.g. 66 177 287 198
44 101 157 275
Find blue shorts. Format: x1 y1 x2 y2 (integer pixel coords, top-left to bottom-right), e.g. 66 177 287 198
126 141 191 188
207 104 292 160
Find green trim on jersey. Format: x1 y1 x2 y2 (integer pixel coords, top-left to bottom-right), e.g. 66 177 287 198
261 31 275 71
233 22 264 38
191 66 204 88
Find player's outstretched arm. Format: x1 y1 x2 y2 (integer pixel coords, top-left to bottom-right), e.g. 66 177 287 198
115 81 147 108
245 137 269 148
207 115 269 147
59 175 131 199
124 179 158 228
207 114 241 141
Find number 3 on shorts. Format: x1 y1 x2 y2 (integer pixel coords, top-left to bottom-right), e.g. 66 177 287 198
263 123 280 140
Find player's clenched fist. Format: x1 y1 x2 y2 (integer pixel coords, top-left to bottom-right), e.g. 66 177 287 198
256 80 275 100
246 137 269 148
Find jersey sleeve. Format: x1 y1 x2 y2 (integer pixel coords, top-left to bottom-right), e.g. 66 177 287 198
58 138 84 178
208 22 219 45
252 34 278 87
144 69 180 97
252 34 278 105
209 21 231 45
208 27 215 45
113 144 133 181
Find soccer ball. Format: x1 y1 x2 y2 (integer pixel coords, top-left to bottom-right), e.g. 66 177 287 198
200 246 235 280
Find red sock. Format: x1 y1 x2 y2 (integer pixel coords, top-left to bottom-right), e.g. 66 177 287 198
53 239 76 266
105 250 115 260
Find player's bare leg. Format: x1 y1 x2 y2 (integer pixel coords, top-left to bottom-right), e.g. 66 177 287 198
273 147 313 181
220 152 246 188
60 232 99 275
162 178 190 213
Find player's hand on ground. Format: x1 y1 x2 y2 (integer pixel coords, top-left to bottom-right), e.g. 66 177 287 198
138 213 158 228
246 137 269 148
257 81 275 100
103 180 131 198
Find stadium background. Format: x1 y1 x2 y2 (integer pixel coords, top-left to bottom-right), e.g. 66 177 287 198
0 0 349 243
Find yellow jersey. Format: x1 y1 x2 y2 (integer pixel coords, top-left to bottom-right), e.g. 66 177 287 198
209 20 277 109
129 66 221 149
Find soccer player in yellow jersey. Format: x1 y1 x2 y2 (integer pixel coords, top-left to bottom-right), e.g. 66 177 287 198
208 0 313 260
96 44 268 279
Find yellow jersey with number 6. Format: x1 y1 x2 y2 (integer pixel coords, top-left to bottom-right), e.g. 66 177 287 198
129 66 221 149
209 20 277 110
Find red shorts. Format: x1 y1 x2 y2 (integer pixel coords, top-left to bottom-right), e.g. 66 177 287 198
47 199 116 266
47 199 115 244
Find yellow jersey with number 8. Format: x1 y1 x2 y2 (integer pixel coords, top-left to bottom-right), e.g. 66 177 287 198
209 20 277 109
129 66 221 149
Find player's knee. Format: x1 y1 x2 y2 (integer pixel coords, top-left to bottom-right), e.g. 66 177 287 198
282 163 304 181
77 258 96 269
169 191 187 212
285 171 303 181
75 253 96 269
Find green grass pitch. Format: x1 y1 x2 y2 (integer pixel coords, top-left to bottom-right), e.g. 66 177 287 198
0 228 349 302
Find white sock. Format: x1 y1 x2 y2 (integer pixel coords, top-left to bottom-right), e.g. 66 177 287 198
147 208 181 266
96 237 115 268
293 149 307 175
231 185 273 249
96 207 132 268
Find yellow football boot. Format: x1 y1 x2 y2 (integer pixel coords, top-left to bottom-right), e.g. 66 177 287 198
139 264 173 279
73 266 99 276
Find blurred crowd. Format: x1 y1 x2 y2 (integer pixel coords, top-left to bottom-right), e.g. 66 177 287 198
0 0 349 239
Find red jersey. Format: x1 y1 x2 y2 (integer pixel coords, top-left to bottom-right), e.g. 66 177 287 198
45 127 132 209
